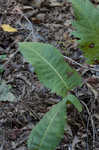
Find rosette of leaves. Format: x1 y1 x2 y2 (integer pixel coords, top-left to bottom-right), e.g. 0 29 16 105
19 42 82 150
70 0 99 64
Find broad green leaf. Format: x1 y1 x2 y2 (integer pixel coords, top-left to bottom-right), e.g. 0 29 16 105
0 81 16 102
28 98 67 150
70 0 99 64
19 42 81 97
67 94 82 112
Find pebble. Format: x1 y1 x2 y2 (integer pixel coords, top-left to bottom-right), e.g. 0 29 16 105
36 13 45 21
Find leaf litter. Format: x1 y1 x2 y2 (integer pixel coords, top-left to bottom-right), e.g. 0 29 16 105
0 0 99 150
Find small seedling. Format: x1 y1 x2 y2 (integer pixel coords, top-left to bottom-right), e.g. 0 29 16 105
19 0 99 149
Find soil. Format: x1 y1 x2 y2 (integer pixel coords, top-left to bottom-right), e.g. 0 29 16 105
0 0 99 150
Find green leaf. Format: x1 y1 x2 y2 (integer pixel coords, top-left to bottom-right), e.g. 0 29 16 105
0 55 6 59
19 42 81 97
28 98 67 150
67 94 82 112
0 81 16 102
0 66 4 73
70 0 99 64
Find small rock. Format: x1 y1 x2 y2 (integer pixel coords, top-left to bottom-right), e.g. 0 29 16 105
31 0 44 7
48 0 65 7
36 13 45 21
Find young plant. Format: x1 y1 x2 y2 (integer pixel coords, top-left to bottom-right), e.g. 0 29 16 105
19 0 99 149
70 0 99 64
19 42 82 150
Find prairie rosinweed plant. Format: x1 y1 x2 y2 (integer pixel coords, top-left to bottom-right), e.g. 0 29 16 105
18 0 99 150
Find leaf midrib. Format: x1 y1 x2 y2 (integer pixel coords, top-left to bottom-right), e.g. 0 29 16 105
32 47 69 91
38 103 64 149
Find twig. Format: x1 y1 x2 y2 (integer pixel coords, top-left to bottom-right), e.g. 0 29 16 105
11 136 28 149
0 129 5 150
3 51 18 68
80 100 96 150
21 14 37 41
0 144 4 150
64 55 99 72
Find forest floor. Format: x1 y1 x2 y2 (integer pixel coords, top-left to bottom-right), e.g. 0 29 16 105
0 0 99 150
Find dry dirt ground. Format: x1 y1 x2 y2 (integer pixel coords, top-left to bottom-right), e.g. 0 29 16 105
0 0 99 150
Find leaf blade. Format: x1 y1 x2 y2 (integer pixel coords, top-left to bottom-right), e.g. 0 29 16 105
67 94 82 112
19 42 81 97
70 0 99 64
1 24 17 32
28 98 67 150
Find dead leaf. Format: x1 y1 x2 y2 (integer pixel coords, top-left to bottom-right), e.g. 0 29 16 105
1 24 17 32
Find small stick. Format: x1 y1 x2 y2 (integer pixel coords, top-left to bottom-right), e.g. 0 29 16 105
64 55 99 72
